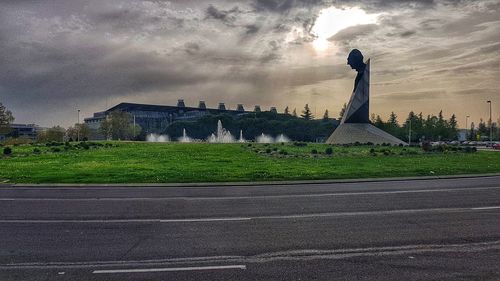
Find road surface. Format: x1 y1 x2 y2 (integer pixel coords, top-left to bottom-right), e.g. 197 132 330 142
0 176 499 280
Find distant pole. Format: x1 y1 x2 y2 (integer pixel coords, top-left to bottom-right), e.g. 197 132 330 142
487 101 492 143
466 115 470 140
77 109 80 142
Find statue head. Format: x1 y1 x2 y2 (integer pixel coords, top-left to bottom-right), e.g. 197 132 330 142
347 49 365 72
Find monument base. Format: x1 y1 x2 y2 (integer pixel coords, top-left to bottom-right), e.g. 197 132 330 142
326 123 407 145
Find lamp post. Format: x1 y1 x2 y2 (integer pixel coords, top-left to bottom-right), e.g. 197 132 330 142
487 101 492 144
77 109 80 142
466 115 470 141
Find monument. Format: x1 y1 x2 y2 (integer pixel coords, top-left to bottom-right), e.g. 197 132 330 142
326 49 406 145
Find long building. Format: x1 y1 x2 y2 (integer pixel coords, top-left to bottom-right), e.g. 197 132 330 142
0 124 46 141
84 100 277 139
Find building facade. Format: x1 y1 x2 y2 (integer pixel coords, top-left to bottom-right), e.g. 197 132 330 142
85 100 278 139
0 124 45 141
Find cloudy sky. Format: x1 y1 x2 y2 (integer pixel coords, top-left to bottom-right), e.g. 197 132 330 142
1 0 499 127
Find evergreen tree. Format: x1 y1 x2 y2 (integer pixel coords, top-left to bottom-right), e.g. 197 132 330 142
388 112 398 126
322 109 329 121
301 104 313 120
448 114 458 140
292 108 297 117
284 106 290 115
339 103 347 119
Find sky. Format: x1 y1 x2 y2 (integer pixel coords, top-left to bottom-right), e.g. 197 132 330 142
0 0 499 128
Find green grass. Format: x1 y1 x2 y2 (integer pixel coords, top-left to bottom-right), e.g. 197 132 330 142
0 142 499 183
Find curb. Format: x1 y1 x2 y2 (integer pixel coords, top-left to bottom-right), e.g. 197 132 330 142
1 173 499 189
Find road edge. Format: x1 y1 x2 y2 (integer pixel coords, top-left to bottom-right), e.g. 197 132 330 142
1 173 499 188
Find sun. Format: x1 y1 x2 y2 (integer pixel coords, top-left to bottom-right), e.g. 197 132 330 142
311 6 380 52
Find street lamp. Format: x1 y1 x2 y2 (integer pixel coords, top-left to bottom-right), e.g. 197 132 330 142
466 115 470 140
487 101 492 144
77 109 81 142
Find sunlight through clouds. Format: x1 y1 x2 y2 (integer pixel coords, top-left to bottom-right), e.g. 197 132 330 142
311 6 380 52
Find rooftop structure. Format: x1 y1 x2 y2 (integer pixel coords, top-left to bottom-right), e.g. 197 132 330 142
84 101 281 139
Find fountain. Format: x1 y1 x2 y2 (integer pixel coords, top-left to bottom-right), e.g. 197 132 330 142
208 120 235 143
275 134 290 143
146 133 170 143
178 128 192 143
238 130 246 143
257 133 274 144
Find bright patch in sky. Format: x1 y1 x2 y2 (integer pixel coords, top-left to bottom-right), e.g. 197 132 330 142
312 7 380 52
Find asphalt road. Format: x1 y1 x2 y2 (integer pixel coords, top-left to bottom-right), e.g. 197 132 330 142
0 176 499 280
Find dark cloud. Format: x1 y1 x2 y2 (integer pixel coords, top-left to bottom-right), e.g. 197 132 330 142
0 0 499 126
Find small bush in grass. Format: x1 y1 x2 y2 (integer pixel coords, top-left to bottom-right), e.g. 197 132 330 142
383 150 391 156
51 147 61 153
293 142 307 147
421 141 432 152
265 148 272 153
325 147 333 155
279 150 288 155
33 148 41 154
3 147 12 155
311 149 318 154
369 148 375 154
273 147 278 151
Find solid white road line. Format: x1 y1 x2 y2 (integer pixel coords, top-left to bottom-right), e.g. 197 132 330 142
471 206 500 210
0 206 498 224
0 186 498 201
92 265 246 274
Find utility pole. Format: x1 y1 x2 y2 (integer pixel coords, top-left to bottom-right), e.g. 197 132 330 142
466 115 470 141
487 101 492 144
77 109 80 142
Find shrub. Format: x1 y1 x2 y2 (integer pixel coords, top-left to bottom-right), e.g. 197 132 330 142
383 150 391 156
369 148 375 154
265 148 272 153
293 142 307 147
273 147 278 151
3 147 12 155
325 147 333 155
421 141 432 152
33 148 41 154
279 150 288 155
51 147 61 153
311 149 318 154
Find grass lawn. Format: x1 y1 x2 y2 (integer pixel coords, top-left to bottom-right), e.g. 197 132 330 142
0 141 499 183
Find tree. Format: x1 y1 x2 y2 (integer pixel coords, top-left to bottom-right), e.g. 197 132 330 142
301 104 313 120
469 122 476 141
322 110 329 121
339 103 347 119
284 106 290 115
292 108 297 118
448 114 458 140
37 126 65 142
66 124 91 141
99 111 141 140
0 102 14 135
